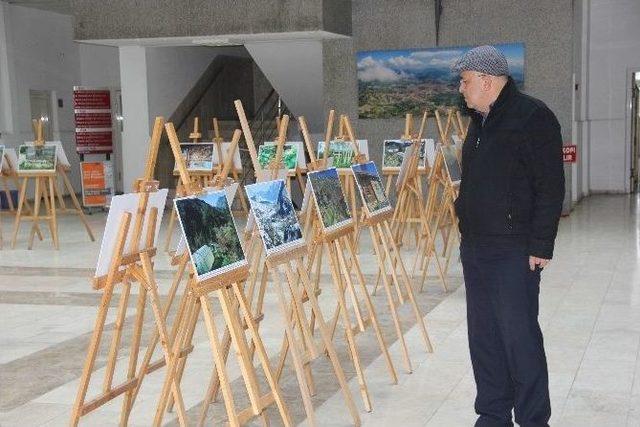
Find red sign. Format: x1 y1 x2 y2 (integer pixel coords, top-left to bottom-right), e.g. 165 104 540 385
562 145 577 163
73 87 113 154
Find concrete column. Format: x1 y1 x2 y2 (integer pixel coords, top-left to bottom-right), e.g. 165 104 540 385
119 46 150 191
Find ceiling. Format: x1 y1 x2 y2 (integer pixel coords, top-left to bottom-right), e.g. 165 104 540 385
6 0 71 15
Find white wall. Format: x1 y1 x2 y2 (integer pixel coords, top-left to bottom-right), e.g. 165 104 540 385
0 3 80 188
146 46 222 124
119 46 149 191
0 2 122 193
246 40 325 132
581 0 640 193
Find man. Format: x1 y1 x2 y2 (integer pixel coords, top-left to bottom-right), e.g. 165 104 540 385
452 45 565 427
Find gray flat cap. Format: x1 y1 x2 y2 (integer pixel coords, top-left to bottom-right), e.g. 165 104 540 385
452 45 509 76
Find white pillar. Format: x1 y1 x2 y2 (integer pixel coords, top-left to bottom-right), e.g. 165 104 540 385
119 46 150 191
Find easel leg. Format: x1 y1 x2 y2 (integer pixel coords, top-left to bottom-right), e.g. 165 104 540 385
382 222 433 353
103 278 132 392
200 295 241 427
61 169 95 241
28 177 41 250
11 177 27 248
48 176 59 249
271 265 317 426
368 226 412 374
342 236 398 384
292 259 362 426
330 239 372 412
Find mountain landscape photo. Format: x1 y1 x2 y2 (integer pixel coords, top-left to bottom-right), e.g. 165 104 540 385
175 190 245 278
357 42 525 119
245 179 303 253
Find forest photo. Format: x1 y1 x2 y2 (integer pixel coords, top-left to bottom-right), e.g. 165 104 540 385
308 167 352 230
174 190 246 279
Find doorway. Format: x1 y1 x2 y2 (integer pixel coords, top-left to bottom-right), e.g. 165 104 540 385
29 89 54 140
631 73 640 193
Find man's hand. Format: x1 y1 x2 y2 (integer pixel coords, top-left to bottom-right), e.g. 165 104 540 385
529 256 549 271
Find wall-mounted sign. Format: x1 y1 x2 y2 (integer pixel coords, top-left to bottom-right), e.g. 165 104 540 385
562 145 577 163
73 87 113 154
356 42 525 119
81 161 114 207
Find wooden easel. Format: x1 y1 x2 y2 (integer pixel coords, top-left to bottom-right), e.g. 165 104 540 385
389 112 428 248
53 149 95 242
164 117 242 252
287 120 400 416
234 103 364 424
11 119 58 249
412 108 461 292
71 117 189 426
154 121 293 426
195 108 288 425
321 111 365 236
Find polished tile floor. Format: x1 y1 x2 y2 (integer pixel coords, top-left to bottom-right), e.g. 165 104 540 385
0 194 638 426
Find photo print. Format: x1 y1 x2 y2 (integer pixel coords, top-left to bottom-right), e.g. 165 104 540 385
174 189 247 281
357 42 525 118
245 179 304 255
395 142 416 192
307 167 352 232
178 143 215 171
17 144 57 172
317 140 369 169
351 161 392 216
258 142 300 170
382 139 427 170
440 145 462 184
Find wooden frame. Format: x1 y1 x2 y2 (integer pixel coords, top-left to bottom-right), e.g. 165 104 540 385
71 117 189 426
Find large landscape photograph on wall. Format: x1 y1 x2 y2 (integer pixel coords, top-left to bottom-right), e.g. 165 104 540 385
357 42 525 119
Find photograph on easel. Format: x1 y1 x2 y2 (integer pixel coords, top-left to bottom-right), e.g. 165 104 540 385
174 189 247 281
352 161 392 216
382 139 427 170
176 143 215 171
307 167 352 232
258 142 300 170
395 141 416 191
26 141 70 169
317 140 369 169
245 179 304 255
17 144 57 172
440 145 462 184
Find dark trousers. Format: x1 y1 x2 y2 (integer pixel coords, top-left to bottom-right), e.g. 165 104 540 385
460 236 550 427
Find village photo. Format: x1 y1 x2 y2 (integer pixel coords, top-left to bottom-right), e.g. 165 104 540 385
178 143 215 171
352 161 392 215
382 139 427 170
17 144 57 172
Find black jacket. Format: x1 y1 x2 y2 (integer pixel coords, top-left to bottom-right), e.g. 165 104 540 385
454 77 565 259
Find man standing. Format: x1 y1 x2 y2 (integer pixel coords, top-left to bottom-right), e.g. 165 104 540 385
452 46 565 427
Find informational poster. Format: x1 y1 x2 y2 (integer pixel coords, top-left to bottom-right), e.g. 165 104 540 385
81 161 114 207
73 87 113 154
562 145 577 163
